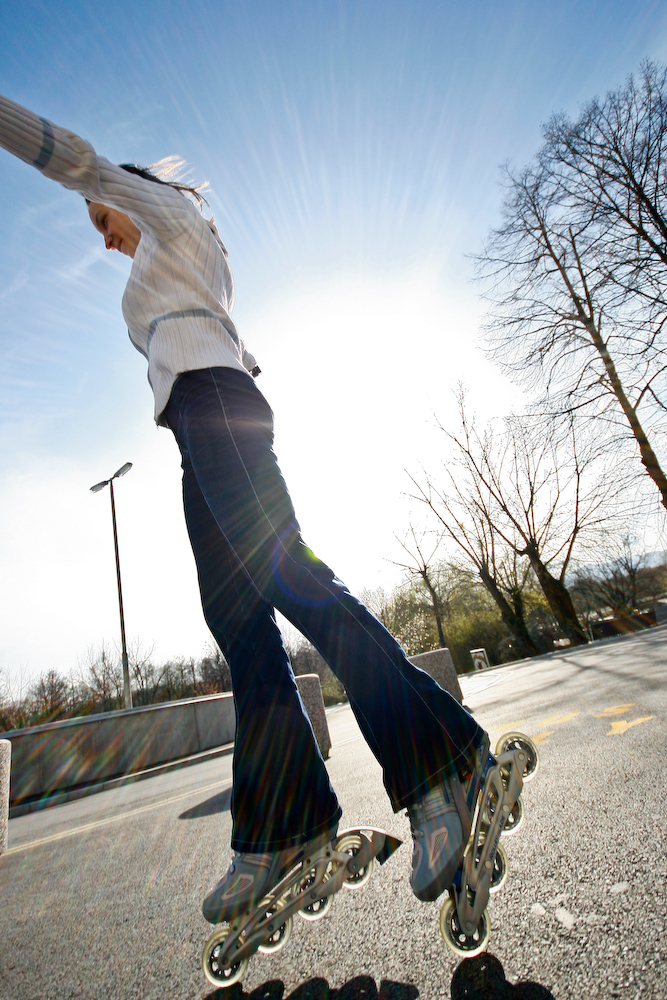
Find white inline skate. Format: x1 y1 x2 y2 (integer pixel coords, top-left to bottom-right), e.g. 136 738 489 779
201 827 402 988
439 731 539 958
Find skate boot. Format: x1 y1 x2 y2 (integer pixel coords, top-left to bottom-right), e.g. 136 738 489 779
439 731 539 958
201 826 403 988
407 735 495 903
202 831 332 924
408 780 468 902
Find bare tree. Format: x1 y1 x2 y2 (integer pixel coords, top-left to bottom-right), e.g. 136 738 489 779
30 669 69 722
572 536 667 620
198 644 232 693
360 583 436 656
160 657 195 700
366 564 521 669
408 466 542 659
476 62 667 509
543 62 667 316
83 643 123 711
0 665 33 731
412 399 624 647
128 640 165 705
390 526 450 648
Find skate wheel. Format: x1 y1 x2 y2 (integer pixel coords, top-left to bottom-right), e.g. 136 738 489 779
495 732 539 782
439 897 491 958
501 795 524 836
296 869 334 921
202 925 248 988
336 832 375 890
475 838 508 894
258 894 293 954
489 842 508 894
484 787 524 836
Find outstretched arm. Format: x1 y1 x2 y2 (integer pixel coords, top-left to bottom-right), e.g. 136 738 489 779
0 94 193 241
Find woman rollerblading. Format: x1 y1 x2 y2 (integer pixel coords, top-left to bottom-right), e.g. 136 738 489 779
0 93 537 984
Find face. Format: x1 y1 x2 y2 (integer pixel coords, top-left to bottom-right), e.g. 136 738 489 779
88 202 141 258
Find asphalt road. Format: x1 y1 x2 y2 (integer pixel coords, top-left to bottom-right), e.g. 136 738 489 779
1 627 666 1000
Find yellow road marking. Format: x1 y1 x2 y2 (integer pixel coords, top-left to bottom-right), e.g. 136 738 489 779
490 722 526 733
606 717 654 737
532 731 554 745
594 704 635 717
6 778 232 856
538 712 579 726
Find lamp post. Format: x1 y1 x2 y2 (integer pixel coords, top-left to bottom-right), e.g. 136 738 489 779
90 462 133 709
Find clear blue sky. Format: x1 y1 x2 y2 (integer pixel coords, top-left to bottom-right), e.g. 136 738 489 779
2 0 666 686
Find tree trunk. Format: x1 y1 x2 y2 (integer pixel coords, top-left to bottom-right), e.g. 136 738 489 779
478 563 542 659
523 542 589 646
420 569 448 649
584 316 667 510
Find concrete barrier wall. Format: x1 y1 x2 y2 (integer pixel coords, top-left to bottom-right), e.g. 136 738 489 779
4 674 329 807
5 692 236 807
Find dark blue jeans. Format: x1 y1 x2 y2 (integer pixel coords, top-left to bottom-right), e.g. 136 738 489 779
164 367 484 851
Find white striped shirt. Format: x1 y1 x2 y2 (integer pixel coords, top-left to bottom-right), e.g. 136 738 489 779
0 95 257 423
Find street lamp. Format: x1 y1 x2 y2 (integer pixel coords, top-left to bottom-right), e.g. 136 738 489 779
90 462 133 709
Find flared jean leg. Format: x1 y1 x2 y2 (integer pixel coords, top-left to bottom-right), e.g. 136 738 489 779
266 577 484 810
165 367 485 850
180 463 342 851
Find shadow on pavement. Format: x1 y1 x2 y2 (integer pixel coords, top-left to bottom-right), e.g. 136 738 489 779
179 787 232 819
200 958 555 998
204 975 419 998
450 954 555 999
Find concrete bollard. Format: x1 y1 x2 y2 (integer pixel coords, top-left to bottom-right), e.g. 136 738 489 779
409 648 463 704
296 674 332 760
0 739 10 856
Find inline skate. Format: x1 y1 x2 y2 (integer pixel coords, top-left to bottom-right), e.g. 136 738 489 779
439 731 539 958
201 827 402 988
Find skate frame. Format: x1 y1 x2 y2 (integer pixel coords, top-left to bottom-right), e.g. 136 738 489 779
453 747 527 934
212 827 402 971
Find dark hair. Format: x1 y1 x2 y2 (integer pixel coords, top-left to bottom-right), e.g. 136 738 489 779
86 161 228 257
118 162 228 258
119 163 209 210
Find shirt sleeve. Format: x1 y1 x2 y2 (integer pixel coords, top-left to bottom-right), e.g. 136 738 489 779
242 347 259 374
0 94 192 241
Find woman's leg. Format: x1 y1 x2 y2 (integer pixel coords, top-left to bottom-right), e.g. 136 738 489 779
180 448 341 852
165 367 485 831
